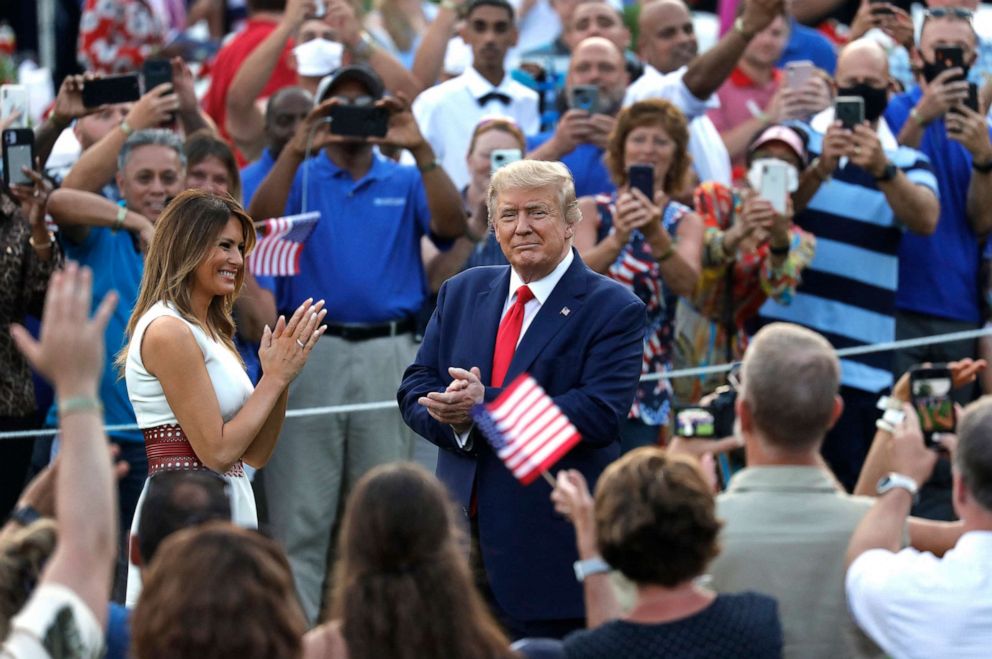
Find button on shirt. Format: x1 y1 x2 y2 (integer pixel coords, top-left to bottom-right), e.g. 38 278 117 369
624 64 732 186
846 531 992 659
412 66 541 190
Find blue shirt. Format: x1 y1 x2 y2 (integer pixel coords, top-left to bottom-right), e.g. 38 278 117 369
885 87 986 324
240 148 276 208
759 122 938 393
47 227 143 443
526 132 616 199
262 152 432 322
778 19 837 75
105 602 130 659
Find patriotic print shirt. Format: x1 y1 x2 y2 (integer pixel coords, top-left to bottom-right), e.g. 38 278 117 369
595 194 688 426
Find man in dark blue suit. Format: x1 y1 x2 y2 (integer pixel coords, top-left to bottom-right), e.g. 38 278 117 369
398 160 645 639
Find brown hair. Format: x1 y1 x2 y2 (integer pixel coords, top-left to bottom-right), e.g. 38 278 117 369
185 130 243 203
115 189 256 373
955 396 992 512
595 448 721 586
0 520 57 638
329 463 515 659
132 523 306 659
606 99 691 194
467 117 526 158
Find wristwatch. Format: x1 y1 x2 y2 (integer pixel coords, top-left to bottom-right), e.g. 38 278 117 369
8 504 41 527
876 472 919 504
874 161 898 182
573 556 611 582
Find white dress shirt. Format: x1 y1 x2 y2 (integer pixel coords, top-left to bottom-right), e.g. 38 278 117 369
412 66 541 190
453 249 574 447
623 64 732 186
846 531 992 659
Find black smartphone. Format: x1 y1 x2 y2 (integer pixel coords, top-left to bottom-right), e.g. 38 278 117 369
909 364 955 448
568 85 599 112
835 96 864 129
2 128 35 187
142 58 173 93
328 104 389 138
965 82 979 112
935 46 966 81
82 74 141 108
628 165 653 199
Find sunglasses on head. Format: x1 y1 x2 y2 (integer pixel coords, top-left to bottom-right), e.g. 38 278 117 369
924 7 974 20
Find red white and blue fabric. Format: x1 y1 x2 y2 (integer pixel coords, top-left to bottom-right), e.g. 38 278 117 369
472 374 581 485
247 211 319 277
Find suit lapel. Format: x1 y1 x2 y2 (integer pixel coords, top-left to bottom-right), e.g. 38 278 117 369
476 267 511 386
502 252 588 385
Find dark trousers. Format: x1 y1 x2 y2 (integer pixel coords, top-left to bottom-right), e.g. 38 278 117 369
820 386 878 492
0 415 38 520
112 440 148 603
469 516 585 641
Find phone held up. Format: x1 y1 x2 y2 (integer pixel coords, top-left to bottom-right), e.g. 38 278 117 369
82 74 141 108
141 58 173 93
328 104 389 139
757 160 789 215
909 364 955 448
628 165 654 200
491 148 522 173
2 128 35 187
835 95 864 130
568 85 599 113
0 84 29 128
784 60 813 90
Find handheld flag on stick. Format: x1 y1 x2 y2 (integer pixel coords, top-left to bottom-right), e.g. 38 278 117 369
248 211 320 276
471 374 582 486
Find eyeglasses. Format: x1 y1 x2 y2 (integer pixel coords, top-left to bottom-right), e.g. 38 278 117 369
924 7 974 20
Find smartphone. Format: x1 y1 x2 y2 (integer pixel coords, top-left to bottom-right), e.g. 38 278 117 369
785 60 814 90
835 96 864 129
909 365 955 448
2 128 35 187
0 85 29 128
568 85 599 112
82 74 141 108
490 148 522 173
758 160 789 214
141 58 173 94
328 104 389 138
676 408 717 439
935 46 966 80
628 165 654 199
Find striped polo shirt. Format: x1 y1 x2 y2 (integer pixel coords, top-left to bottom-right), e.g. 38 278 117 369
758 112 939 393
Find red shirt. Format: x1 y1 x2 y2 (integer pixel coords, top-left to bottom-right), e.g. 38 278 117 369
201 17 297 141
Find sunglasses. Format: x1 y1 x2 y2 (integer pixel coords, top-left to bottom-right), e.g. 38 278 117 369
924 7 974 20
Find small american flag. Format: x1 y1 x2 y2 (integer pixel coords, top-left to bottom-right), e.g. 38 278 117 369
472 374 581 485
247 211 320 276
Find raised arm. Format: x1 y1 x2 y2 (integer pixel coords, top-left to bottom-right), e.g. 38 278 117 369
411 1 462 88
10 264 119 627
48 187 155 247
141 300 327 472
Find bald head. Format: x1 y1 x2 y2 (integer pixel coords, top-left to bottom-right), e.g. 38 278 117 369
638 0 697 73
568 37 629 112
835 38 890 88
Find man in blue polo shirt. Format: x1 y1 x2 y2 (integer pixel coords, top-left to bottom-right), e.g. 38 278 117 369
759 39 939 491
247 65 466 624
240 86 313 207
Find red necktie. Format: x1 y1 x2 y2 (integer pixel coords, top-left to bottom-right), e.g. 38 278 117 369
491 285 534 388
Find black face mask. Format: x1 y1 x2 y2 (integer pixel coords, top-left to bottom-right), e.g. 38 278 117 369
921 59 970 85
837 83 889 122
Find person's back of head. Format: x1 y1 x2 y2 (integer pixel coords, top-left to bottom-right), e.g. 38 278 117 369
0 520 57 638
245 0 287 15
740 322 841 455
954 397 992 522
132 522 305 659
330 462 512 659
135 471 232 567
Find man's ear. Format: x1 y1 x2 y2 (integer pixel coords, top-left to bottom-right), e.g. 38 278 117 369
828 394 844 431
115 169 126 195
287 51 299 73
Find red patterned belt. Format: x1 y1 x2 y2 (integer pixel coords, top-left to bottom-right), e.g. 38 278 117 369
143 424 244 478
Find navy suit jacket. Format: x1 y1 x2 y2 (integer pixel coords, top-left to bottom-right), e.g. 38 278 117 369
397 251 645 621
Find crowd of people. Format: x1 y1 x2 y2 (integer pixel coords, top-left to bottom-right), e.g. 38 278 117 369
2 0 992 656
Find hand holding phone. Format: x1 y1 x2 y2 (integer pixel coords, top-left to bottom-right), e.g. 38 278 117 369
835 96 864 129
757 160 789 214
2 128 35 187
82 74 142 108
909 365 955 448
568 85 599 113
785 61 814 90
628 165 654 200
328 104 389 138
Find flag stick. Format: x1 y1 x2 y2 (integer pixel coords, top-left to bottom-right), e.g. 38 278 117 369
540 470 556 488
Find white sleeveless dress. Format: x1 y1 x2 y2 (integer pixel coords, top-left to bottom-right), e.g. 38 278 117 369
124 301 255 605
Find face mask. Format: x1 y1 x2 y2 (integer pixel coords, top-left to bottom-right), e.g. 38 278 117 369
746 158 799 193
837 83 889 122
293 38 344 78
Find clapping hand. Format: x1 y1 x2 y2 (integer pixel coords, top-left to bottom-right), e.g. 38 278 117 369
258 298 328 387
418 366 485 432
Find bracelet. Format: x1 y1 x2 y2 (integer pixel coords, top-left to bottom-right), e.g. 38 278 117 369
973 158 992 173
769 242 790 256
350 30 374 61
120 120 134 137
417 160 439 174
657 243 676 262
909 108 927 128
112 205 127 233
810 157 832 182
29 232 54 250
733 16 755 40
440 0 460 12
58 396 103 419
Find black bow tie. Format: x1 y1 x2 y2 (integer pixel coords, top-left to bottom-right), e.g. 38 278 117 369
478 91 512 106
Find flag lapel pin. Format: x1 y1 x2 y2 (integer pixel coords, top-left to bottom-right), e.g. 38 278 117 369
560 307 570 316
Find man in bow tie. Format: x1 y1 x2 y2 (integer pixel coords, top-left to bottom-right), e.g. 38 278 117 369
413 0 541 190
398 159 645 638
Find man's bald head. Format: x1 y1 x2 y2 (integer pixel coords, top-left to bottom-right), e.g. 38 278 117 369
568 37 629 112
835 38 891 88
638 0 697 73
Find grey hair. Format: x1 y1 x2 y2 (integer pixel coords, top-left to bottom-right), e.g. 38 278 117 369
741 323 840 452
954 397 992 512
487 160 582 231
118 129 187 172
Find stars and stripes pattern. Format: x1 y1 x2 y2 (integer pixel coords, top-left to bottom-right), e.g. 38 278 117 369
247 211 320 276
471 374 581 485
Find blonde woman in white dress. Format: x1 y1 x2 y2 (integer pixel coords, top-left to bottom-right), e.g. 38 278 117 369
119 189 326 603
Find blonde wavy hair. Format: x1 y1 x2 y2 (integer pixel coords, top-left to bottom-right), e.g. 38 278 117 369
0 520 58 638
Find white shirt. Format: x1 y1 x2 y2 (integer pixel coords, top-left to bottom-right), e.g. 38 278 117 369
453 249 574 447
623 64 731 186
846 531 992 659
412 66 540 190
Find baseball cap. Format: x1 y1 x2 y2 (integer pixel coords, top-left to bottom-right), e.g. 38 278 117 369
315 65 385 104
